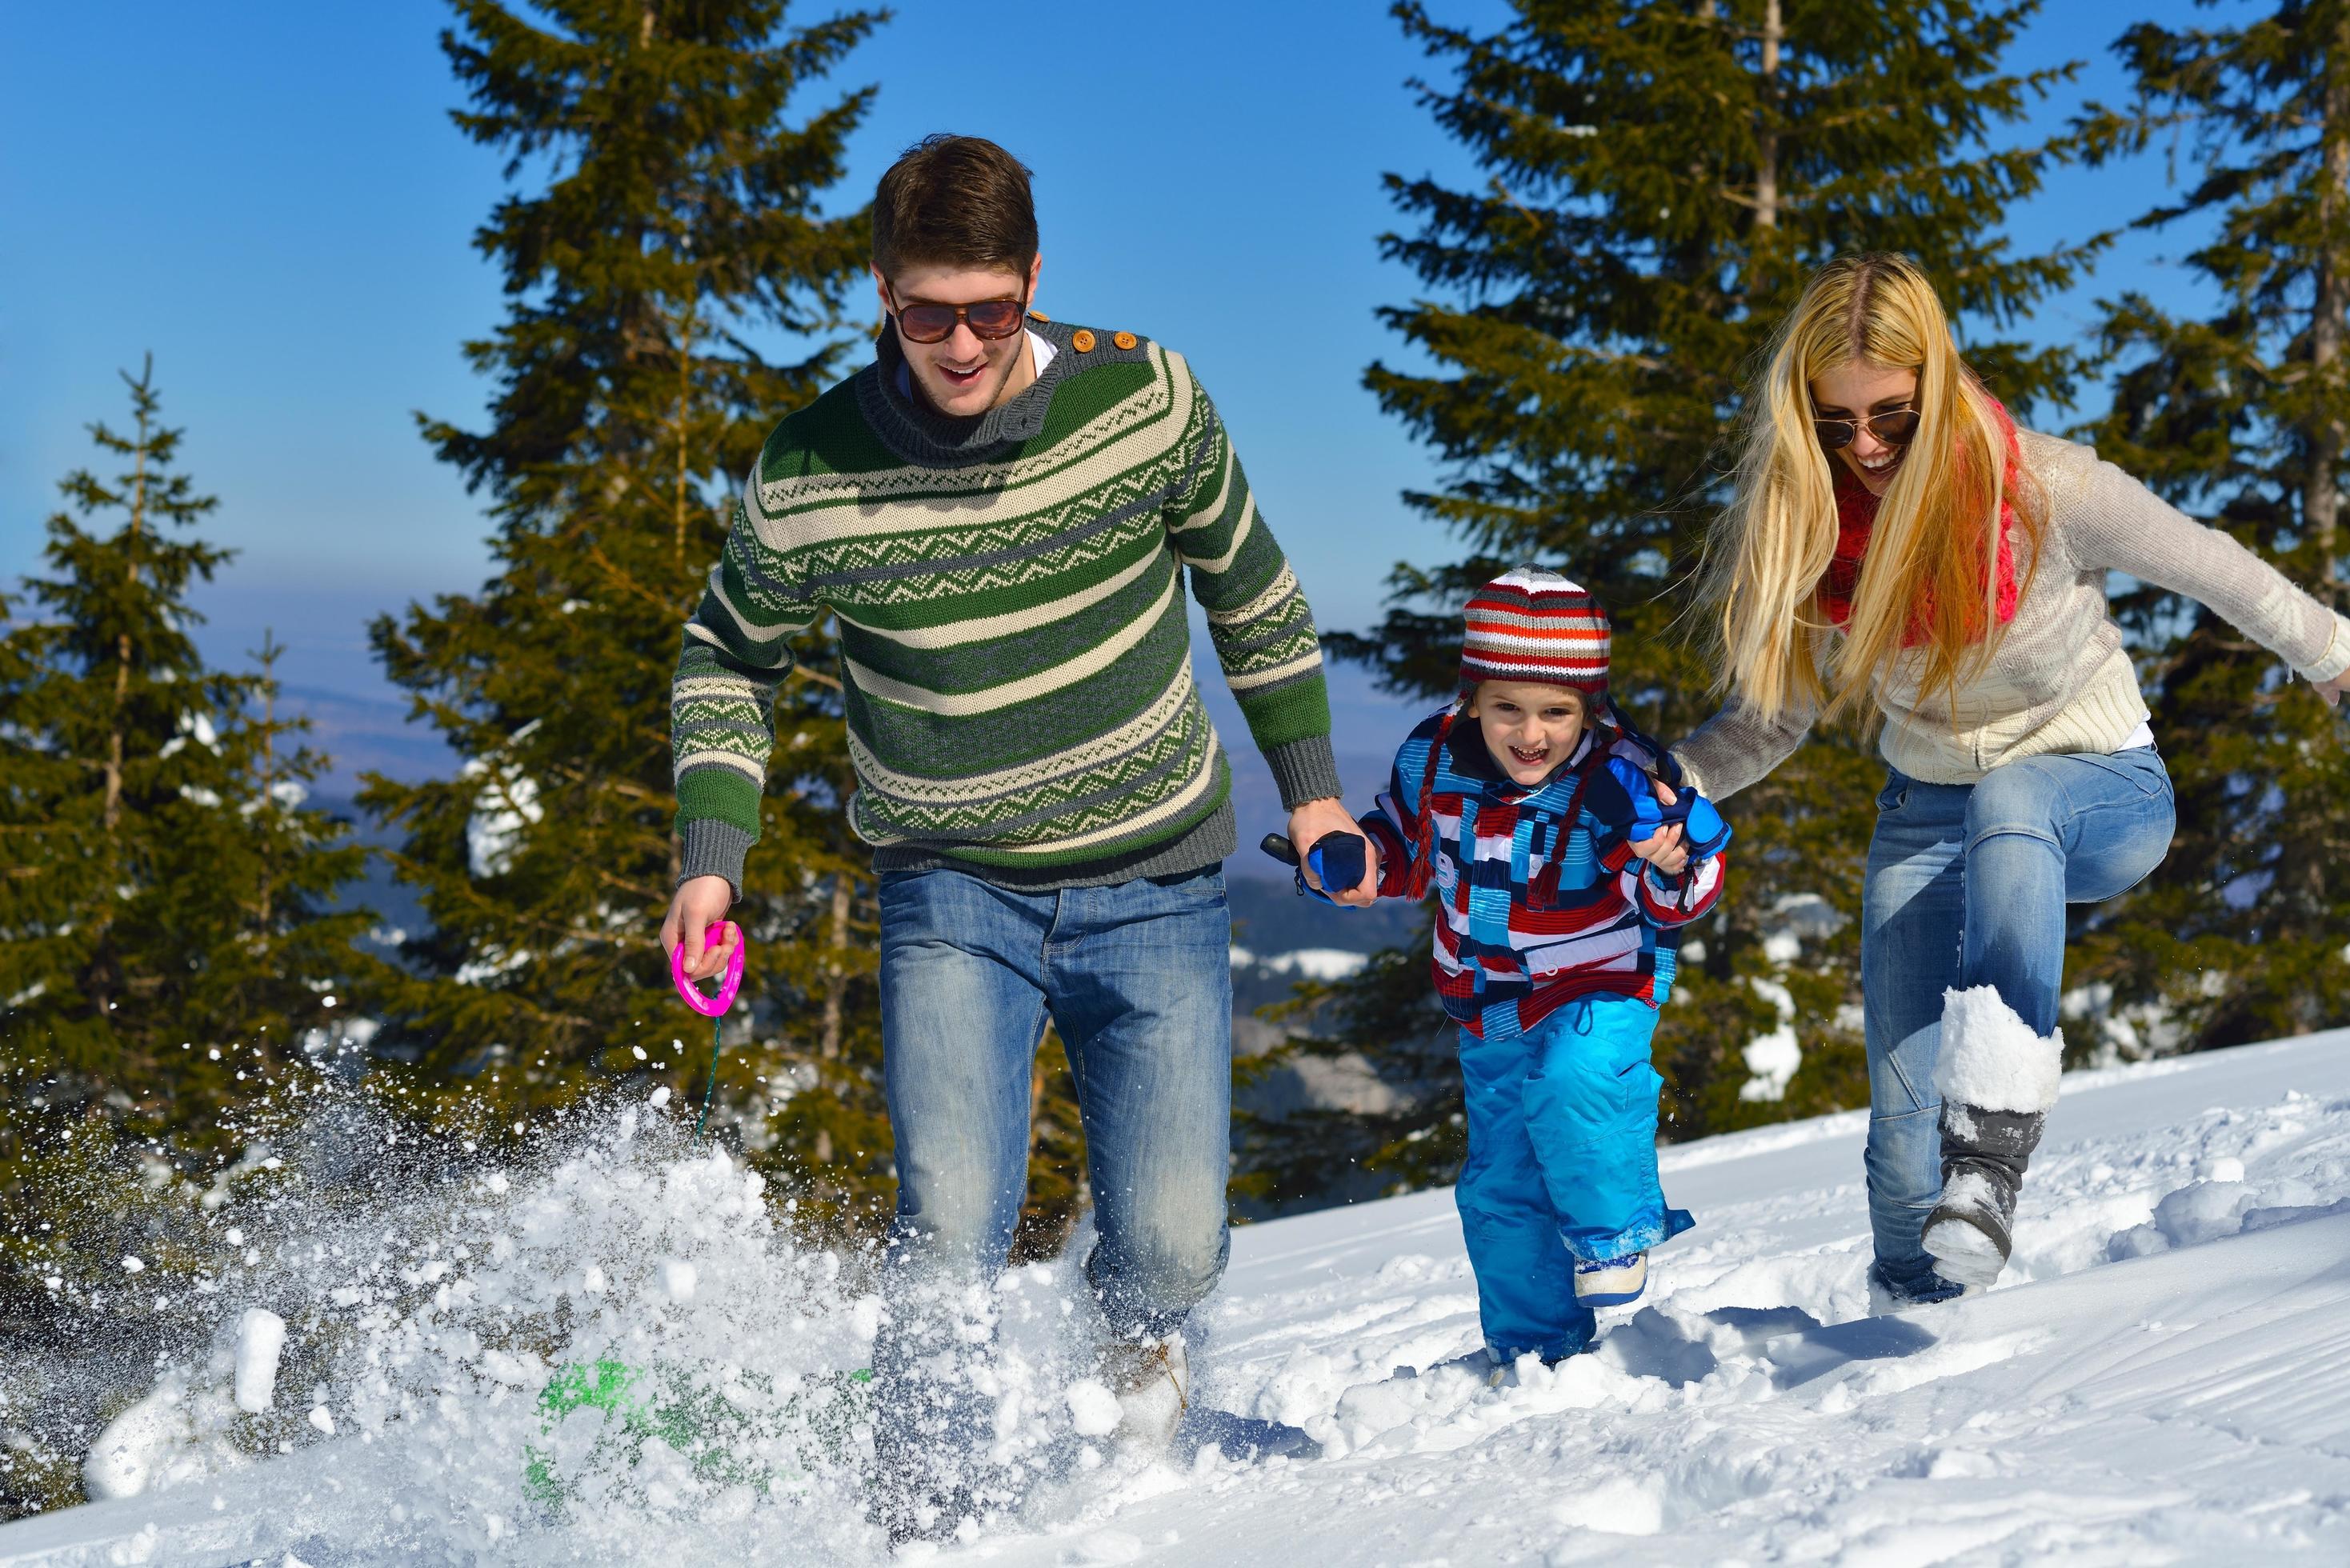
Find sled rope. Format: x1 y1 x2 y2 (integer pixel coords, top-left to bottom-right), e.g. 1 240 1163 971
695 1010 722 1143
670 921 745 1147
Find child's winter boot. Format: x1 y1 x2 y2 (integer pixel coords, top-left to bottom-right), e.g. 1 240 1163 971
1571 1250 1648 1308
1920 986 2063 1289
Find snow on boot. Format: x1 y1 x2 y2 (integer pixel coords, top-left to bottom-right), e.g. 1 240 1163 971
1922 985 2062 1289
1096 1333 1187 1455
1571 1250 1648 1309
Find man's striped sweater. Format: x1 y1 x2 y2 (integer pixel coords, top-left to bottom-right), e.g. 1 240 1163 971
1359 713 1727 1040
671 317 1341 893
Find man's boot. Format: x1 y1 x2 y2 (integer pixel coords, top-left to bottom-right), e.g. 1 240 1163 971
1921 985 2063 1288
1096 1333 1188 1455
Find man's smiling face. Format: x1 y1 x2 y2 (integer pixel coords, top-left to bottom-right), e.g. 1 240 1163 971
875 254 1043 418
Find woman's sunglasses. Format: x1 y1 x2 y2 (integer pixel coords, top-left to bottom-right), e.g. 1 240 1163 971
888 287 1027 346
1813 406 1920 450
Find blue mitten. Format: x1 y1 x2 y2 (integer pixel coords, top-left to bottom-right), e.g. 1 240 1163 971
1308 833 1368 898
1259 831 1370 906
1615 759 1732 860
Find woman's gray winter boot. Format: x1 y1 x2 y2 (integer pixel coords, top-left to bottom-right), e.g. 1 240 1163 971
1920 986 2063 1289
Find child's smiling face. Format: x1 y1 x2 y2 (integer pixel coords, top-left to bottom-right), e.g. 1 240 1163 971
1468 680 1588 786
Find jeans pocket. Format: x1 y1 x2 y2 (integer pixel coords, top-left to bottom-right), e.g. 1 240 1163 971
1875 773 1910 814
1150 868 1227 904
877 865 949 903
2067 746 2170 798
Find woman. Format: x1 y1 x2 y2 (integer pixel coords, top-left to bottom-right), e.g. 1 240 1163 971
1673 253 2350 1308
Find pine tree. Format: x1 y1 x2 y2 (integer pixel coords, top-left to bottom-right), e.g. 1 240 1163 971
357 2 923 1218
2069 1 2350 1052
0 363 377 1507
1245 0 2104 1205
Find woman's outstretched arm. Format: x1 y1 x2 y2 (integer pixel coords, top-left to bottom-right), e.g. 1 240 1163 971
1667 697 1817 802
2062 450 2350 696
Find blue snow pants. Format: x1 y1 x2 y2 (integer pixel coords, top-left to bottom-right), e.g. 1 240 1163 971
1455 991 1694 1362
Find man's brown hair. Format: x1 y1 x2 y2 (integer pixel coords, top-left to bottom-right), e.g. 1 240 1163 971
871 134 1039 282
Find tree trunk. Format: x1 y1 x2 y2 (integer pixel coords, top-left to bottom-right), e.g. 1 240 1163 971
2312 8 2350 606
104 410 150 842
819 874 851 1061
1755 0 1782 231
256 631 278 930
94 371 154 1020
673 304 696 570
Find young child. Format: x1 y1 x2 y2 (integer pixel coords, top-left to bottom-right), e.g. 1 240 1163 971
1352 567 1728 1370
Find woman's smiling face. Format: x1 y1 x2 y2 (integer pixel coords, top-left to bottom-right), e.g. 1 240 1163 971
1810 361 1920 496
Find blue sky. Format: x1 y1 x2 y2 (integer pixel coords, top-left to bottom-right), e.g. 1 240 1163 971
3 0 2218 795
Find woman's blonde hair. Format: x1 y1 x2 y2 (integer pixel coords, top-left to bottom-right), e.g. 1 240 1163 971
1697 252 2043 726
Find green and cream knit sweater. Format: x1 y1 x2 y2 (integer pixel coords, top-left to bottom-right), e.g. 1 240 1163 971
671 317 1341 894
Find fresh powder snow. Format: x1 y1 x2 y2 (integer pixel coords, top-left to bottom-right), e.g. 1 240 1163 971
3 1028 2347 1564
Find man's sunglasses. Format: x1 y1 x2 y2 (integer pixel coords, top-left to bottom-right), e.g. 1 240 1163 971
1813 406 1920 450
887 287 1027 345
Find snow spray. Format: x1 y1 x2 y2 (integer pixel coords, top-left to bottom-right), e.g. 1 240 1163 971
514 918 881 1519
40 923 1135 1561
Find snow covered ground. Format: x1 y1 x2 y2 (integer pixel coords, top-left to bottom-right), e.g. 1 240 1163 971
5 1027 2348 1565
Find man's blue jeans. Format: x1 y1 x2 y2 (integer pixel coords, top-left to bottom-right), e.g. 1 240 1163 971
1860 748 2173 1291
870 864 1232 1418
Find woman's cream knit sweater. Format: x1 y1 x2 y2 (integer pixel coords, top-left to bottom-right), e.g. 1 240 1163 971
1674 430 2350 799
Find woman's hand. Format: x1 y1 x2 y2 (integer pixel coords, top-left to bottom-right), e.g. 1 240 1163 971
2316 669 2348 710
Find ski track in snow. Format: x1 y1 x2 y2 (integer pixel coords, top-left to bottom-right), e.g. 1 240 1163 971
5 1030 2348 1565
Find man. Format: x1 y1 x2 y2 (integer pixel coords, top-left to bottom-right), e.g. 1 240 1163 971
659 134 1369 1538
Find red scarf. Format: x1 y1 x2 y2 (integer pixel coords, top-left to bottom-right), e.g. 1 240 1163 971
1817 400 2022 646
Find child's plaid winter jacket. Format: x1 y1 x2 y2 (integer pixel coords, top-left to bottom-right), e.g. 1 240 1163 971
1359 710 1727 1040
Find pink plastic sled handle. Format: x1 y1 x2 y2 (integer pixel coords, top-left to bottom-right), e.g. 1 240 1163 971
671 921 745 1017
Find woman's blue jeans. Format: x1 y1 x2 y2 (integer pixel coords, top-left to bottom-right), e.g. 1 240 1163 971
1860 747 2174 1293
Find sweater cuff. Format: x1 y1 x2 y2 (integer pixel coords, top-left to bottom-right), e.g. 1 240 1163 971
678 819 753 901
2302 611 2350 686
1263 734 1344 811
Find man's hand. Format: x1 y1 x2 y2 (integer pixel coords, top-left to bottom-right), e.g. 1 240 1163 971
1288 797 1379 906
1631 774 1691 878
660 875 738 981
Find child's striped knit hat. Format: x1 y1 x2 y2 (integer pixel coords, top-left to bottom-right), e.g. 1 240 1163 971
1403 566 1614 901
1459 566 1611 694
